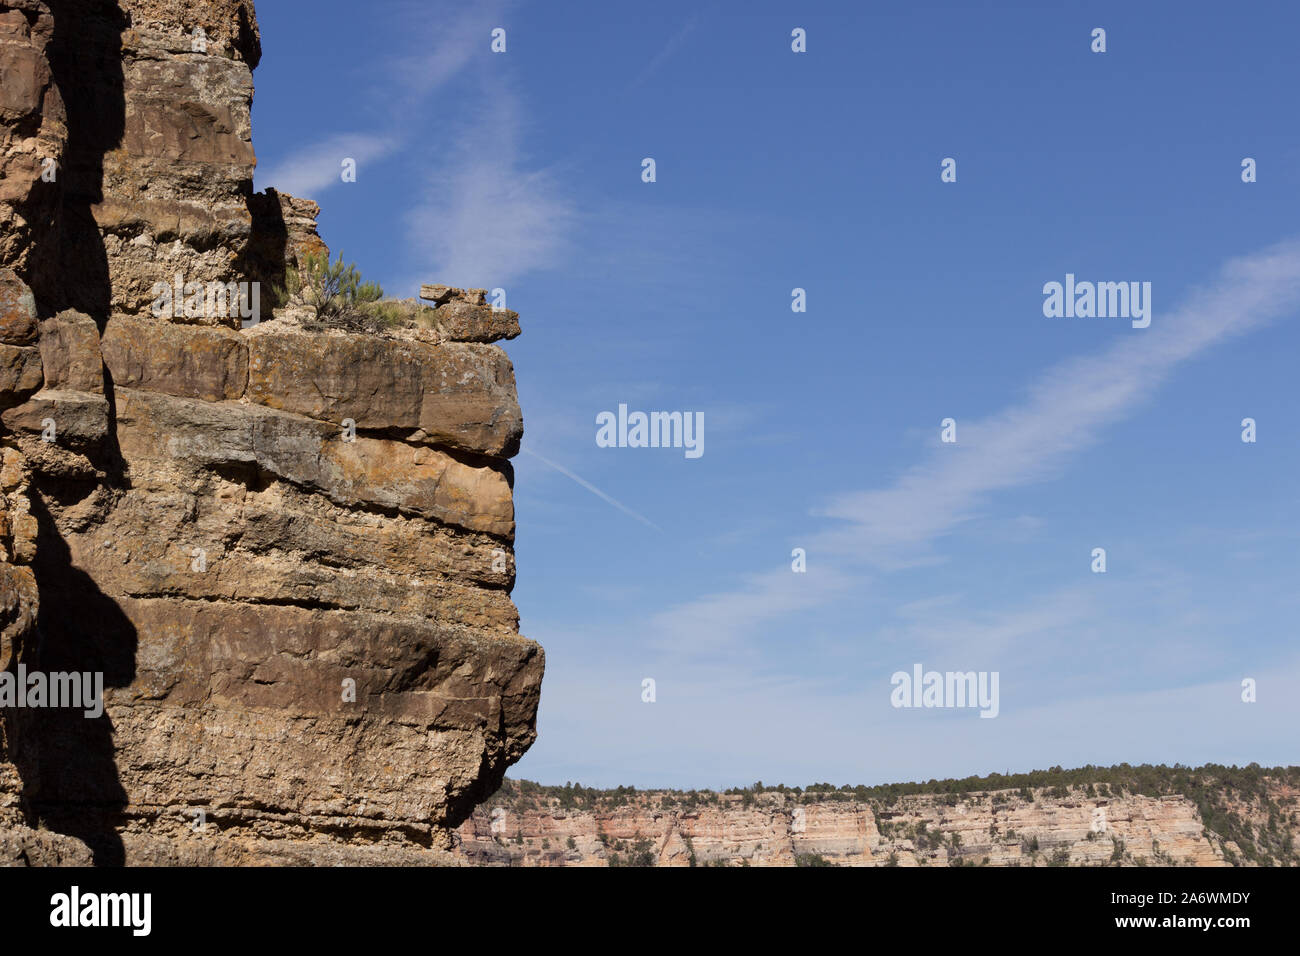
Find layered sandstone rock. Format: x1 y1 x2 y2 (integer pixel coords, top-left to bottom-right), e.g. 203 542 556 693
419 286 522 344
0 0 64 300
0 0 541 866
454 782 1293 867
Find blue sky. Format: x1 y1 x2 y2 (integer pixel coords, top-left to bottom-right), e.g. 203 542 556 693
252 0 1300 789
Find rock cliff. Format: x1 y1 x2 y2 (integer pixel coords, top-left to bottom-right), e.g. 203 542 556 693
0 0 542 865
456 769 1300 867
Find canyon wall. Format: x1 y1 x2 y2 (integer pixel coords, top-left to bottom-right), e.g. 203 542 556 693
455 776 1300 867
0 0 542 865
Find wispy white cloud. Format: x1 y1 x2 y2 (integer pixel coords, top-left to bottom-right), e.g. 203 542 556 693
257 133 398 199
383 0 507 104
640 238 1300 664
254 0 508 200
814 239 1300 569
404 85 576 289
882 585 1095 659
646 564 855 661
253 0 577 298
515 236 1300 787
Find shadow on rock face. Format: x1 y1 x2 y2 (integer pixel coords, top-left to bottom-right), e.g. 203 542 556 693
39 0 127 325
4 486 137 866
1 0 133 865
239 187 289 302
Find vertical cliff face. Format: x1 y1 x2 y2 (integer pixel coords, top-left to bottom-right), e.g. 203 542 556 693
0 0 543 865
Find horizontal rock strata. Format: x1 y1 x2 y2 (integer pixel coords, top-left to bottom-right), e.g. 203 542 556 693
0 0 542 866
455 783 1289 867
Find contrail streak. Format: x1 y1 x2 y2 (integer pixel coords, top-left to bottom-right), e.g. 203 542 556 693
521 447 663 533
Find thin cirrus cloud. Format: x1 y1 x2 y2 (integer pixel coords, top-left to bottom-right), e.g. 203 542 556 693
382 0 509 106
254 0 577 299
644 238 1300 659
812 238 1300 569
402 81 576 290
255 0 508 199
256 133 398 199
647 564 855 661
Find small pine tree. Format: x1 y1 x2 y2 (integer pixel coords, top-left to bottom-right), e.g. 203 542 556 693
288 250 384 322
